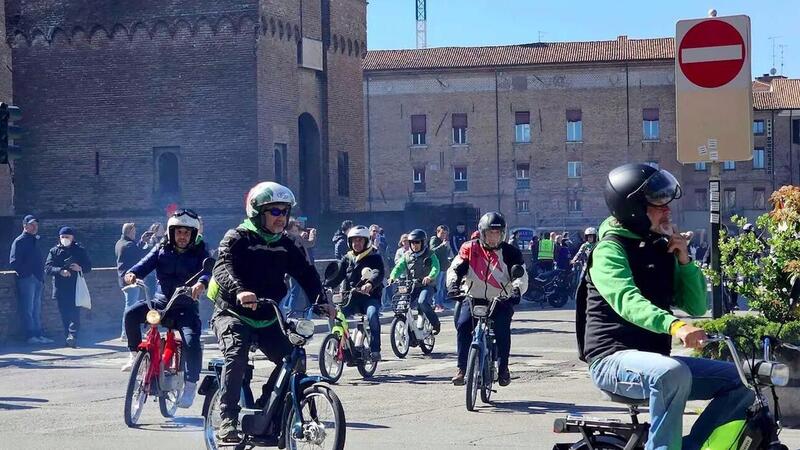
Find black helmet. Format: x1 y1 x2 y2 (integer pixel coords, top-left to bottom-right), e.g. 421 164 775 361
478 212 507 249
604 163 682 236
408 229 427 247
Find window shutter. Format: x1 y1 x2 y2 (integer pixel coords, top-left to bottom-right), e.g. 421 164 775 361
643 108 659 121
515 111 530 125
566 109 582 122
411 115 426 133
452 113 467 128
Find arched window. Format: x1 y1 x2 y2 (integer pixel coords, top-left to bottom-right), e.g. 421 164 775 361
156 150 180 194
274 143 287 184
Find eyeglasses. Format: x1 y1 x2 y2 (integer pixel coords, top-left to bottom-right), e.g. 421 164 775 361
266 207 290 217
173 208 199 219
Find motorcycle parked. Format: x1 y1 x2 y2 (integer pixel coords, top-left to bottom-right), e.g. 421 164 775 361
523 268 572 308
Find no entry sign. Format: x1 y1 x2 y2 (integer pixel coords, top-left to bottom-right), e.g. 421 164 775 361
679 20 745 88
676 15 752 164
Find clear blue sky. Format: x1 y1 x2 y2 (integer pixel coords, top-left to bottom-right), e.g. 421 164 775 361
367 0 799 78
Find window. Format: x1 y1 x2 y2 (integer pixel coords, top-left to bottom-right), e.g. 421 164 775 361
411 114 426 146
753 148 765 169
695 162 707 171
567 161 582 178
95 152 100 176
643 108 660 140
452 113 468 144
753 188 766 210
413 168 426 192
723 160 736 171
694 188 708 210
566 109 582 142
793 119 800 144
753 120 765 136
516 163 530 189
454 166 468 192
274 143 287 184
515 111 531 143
155 147 180 195
568 198 582 212
724 189 736 210
646 161 659 169
516 199 530 213
337 151 350 197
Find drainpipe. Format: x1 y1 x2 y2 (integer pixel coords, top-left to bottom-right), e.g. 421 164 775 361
366 76 373 211
494 70 501 210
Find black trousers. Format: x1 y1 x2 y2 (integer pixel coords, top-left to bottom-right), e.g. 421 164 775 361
212 311 292 421
55 294 80 337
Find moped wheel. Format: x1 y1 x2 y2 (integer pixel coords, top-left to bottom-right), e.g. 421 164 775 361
548 290 569 308
356 332 378 378
203 387 223 450
159 342 183 417
480 345 495 404
465 346 480 412
319 333 344 383
284 384 346 450
419 319 435 355
390 317 410 358
123 351 150 427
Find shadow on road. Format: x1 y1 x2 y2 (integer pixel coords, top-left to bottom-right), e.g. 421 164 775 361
489 400 630 415
510 328 573 335
348 422 391 430
0 396 49 411
352 374 452 386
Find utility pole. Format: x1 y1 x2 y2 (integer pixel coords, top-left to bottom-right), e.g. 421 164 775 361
415 0 427 49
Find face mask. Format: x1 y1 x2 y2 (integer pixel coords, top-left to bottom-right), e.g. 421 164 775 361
60 238 73 247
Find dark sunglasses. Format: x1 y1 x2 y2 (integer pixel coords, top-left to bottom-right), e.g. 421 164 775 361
173 208 199 219
265 207 290 217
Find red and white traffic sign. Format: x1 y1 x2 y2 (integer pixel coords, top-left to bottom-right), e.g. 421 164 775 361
678 19 745 88
675 15 752 164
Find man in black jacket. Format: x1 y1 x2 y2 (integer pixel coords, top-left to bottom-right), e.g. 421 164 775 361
9 215 52 344
210 181 333 443
326 225 385 361
44 226 92 348
115 223 148 340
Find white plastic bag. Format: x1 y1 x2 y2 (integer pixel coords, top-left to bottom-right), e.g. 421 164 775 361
75 272 92 310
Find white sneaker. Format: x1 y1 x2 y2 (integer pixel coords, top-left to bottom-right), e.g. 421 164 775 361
177 381 197 408
38 336 54 344
121 352 138 372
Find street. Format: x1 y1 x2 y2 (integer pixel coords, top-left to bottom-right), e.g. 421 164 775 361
1 304 799 450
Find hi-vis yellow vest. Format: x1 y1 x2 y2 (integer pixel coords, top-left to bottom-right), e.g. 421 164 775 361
538 239 554 260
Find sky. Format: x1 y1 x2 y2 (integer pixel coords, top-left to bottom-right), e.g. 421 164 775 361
366 0 799 78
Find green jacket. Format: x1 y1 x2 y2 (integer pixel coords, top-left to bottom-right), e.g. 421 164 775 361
588 217 707 335
390 249 440 281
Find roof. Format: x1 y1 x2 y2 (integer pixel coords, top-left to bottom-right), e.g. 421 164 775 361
363 36 675 72
753 78 800 110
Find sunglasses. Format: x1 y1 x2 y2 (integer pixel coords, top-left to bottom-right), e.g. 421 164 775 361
265 207 290 217
173 208 199 219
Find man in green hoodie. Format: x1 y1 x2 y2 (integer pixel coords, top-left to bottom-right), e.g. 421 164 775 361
577 163 754 450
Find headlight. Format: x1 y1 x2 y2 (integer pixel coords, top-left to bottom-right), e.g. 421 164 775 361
288 333 306 346
472 305 489 317
332 293 344 305
146 310 161 325
748 360 791 387
397 286 409 294
768 362 790 387
294 319 315 338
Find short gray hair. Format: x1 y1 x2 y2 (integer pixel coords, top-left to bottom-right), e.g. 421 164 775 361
122 222 136 236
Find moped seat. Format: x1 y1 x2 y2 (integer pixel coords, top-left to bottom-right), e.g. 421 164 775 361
600 389 648 406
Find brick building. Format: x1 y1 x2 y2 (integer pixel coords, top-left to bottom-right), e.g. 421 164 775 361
4 0 366 264
363 37 800 244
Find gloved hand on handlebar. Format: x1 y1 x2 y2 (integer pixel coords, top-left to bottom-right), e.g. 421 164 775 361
237 291 258 311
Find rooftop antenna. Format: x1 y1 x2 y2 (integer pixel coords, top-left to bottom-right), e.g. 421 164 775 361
778 44 787 75
537 31 546 43
416 0 427 49
768 36 782 74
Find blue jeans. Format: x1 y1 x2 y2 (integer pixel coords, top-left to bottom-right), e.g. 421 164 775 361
121 287 140 337
590 350 755 450
434 273 447 307
282 277 308 314
342 296 381 352
413 286 440 331
16 275 43 338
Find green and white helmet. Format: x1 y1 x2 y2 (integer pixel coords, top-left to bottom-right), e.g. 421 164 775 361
245 181 297 219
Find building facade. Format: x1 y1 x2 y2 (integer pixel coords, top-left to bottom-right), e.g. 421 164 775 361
5 0 367 264
364 37 800 242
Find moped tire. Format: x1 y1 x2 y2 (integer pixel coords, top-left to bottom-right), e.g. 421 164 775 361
124 351 150 427
284 384 346 450
319 333 344 383
390 317 410 358
465 346 480 412
356 333 378 378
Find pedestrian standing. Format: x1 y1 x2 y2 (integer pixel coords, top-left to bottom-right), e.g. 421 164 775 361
44 227 92 348
9 215 53 344
332 220 352 260
115 223 148 341
429 225 451 312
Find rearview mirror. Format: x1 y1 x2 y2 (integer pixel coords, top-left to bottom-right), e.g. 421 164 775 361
510 264 525 280
324 262 341 286
202 257 216 272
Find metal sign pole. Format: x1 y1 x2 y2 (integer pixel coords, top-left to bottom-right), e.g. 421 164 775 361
709 162 723 318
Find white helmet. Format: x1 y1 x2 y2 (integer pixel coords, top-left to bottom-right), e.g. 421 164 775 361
584 227 597 236
347 225 371 252
167 209 201 246
245 181 297 219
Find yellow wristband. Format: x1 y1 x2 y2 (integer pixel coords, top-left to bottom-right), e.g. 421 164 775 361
669 320 688 336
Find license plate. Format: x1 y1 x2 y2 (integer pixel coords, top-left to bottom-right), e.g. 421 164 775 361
332 293 343 304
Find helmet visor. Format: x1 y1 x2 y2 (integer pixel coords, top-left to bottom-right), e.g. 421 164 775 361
630 169 682 207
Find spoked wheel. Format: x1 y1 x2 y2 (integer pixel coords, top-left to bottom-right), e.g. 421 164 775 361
159 345 183 418
419 319 435 355
465 346 480 412
356 332 378 378
284 385 346 450
548 291 569 308
480 346 495 404
203 387 224 450
319 334 344 383
124 351 150 427
390 317 410 358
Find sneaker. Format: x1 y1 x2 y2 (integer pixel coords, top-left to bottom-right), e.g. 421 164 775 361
177 381 197 408
433 322 441 335
217 417 241 443
119 334 127 342
121 352 138 372
38 336 54 344
65 334 77 348
499 368 511 387
26 337 42 344
370 351 382 362
434 305 445 313
451 369 465 386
